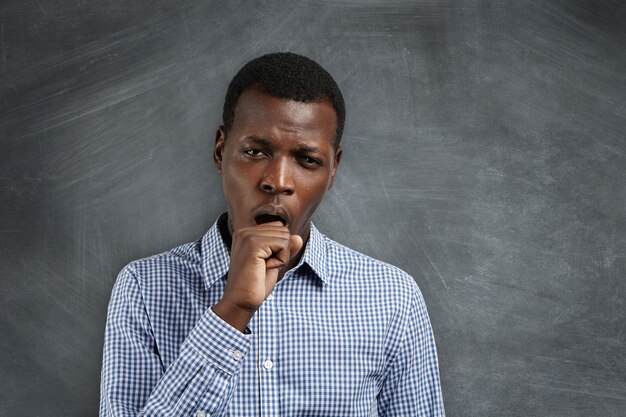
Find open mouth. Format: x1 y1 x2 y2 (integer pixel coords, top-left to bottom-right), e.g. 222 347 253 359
255 213 287 226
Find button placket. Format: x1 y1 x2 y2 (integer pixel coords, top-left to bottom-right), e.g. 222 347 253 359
258 287 279 416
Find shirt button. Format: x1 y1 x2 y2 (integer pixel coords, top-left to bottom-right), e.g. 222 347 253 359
229 348 243 360
195 412 206 417
263 359 274 370
266 293 274 301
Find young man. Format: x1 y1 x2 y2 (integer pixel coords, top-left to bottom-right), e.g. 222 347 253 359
100 52 445 416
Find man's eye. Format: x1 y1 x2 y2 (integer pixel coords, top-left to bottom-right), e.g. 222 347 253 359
300 156 322 167
243 149 265 157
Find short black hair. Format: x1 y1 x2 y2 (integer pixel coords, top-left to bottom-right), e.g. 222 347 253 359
222 52 345 147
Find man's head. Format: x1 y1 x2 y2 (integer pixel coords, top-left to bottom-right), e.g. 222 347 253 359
222 52 345 148
214 52 344 242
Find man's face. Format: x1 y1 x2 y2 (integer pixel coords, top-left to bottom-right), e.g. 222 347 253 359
214 87 342 241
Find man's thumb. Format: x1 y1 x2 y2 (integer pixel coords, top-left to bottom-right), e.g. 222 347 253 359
289 234 304 259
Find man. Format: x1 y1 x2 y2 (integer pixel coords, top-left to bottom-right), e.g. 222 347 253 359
100 52 445 416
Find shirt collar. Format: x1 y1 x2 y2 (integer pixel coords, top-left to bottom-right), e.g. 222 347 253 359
200 217 329 290
296 223 329 284
201 218 231 291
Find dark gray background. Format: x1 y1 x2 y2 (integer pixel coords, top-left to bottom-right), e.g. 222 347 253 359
1 1 624 416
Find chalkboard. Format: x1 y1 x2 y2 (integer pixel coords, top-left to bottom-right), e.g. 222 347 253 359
1 1 624 416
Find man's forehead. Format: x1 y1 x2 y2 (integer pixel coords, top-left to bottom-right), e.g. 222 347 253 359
231 88 337 135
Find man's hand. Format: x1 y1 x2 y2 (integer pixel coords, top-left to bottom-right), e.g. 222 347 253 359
212 221 303 332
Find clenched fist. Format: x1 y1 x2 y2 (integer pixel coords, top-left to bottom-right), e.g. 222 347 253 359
212 221 303 332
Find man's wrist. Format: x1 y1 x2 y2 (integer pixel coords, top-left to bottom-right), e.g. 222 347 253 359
212 300 256 333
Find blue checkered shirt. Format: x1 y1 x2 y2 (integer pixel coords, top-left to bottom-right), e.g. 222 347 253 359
100 219 445 416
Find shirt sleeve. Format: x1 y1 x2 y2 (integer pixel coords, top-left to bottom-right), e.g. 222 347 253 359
377 288 445 417
99 266 251 417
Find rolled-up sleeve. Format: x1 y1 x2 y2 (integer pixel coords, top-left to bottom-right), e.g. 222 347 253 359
100 266 250 417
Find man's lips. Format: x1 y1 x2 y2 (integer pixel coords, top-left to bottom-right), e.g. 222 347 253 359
253 206 290 226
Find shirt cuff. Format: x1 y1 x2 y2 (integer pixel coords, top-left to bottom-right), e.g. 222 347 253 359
183 307 252 376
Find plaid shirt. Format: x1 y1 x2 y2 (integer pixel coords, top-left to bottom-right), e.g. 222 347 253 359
100 218 445 416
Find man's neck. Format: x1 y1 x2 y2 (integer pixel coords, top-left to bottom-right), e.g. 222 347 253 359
217 212 233 250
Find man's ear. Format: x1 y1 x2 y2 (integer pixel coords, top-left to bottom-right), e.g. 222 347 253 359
214 126 226 173
328 145 343 189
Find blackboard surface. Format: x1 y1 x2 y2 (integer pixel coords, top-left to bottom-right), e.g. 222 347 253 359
1 1 624 416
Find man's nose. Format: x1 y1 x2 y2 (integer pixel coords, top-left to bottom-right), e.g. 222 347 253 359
260 156 295 195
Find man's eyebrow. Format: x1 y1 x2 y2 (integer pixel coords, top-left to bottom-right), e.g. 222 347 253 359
295 144 321 153
244 136 321 154
245 136 272 147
